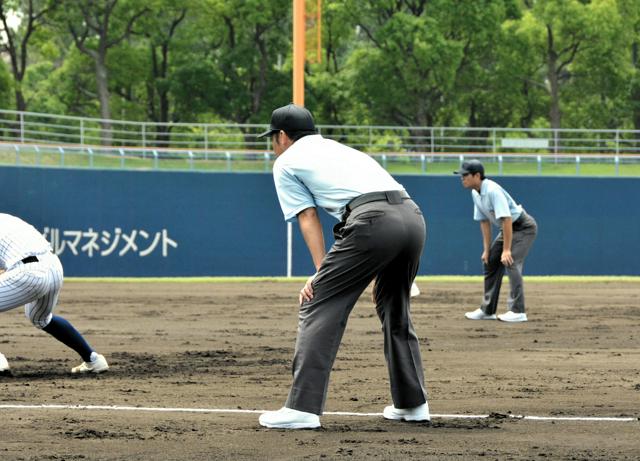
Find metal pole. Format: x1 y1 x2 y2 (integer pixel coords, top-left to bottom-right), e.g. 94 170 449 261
430 128 435 154
287 222 293 277
19 112 24 143
537 155 542 175
204 125 209 160
289 0 306 278
293 0 305 106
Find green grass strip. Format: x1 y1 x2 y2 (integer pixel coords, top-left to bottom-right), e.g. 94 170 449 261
65 275 639 283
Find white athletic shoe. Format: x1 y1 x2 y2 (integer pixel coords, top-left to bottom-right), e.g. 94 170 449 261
497 311 528 323
383 402 430 422
0 352 10 374
259 407 321 429
71 353 109 374
464 308 497 320
410 282 420 298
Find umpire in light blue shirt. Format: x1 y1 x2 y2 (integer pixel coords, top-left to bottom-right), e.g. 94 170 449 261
257 104 430 429
455 159 538 323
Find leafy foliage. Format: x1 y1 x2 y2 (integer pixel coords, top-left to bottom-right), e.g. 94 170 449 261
0 0 639 138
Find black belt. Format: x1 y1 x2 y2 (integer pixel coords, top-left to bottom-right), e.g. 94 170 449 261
512 211 532 231
346 190 410 213
21 256 39 264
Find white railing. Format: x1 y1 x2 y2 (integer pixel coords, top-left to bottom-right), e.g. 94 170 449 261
1 109 640 154
2 142 639 176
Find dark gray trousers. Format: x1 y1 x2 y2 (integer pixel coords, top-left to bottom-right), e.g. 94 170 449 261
285 199 428 415
481 211 538 315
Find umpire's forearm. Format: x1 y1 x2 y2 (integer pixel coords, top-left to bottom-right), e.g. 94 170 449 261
501 217 513 250
297 207 326 271
480 221 492 251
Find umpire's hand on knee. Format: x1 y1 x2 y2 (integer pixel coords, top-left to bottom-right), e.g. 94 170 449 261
501 250 514 267
299 273 317 305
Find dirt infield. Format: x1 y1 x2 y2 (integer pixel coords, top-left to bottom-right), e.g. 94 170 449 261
0 280 638 460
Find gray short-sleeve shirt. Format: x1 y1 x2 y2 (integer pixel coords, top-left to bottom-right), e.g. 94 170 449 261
472 179 523 227
273 135 404 221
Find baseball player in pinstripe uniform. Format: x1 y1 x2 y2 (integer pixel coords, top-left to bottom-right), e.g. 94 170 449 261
0 213 108 375
257 104 429 429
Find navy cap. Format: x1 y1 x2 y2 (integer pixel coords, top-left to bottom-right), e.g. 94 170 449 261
454 159 485 176
257 103 317 138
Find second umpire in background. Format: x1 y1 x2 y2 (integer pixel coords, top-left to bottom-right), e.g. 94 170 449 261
456 159 538 323
257 104 429 429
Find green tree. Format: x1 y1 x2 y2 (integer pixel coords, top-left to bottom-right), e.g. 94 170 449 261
511 0 608 129
0 59 12 109
621 0 640 131
165 0 291 148
64 0 148 143
135 0 188 145
0 0 59 111
561 0 635 129
304 0 358 126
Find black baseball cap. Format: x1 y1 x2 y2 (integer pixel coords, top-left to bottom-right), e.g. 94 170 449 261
257 103 317 138
454 159 485 176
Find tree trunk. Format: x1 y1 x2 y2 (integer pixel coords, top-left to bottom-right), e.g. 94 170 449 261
547 51 561 131
633 87 640 133
95 54 113 146
156 88 170 147
15 88 26 113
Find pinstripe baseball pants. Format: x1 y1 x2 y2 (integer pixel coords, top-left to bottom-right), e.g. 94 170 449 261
0 252 63 328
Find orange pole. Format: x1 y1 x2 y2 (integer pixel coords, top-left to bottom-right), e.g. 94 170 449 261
293 0 305 106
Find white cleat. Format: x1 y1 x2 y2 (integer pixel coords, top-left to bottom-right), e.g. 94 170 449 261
0 352 10 374
464 308 497 320
259 407 321 429
497 311 528 323
71 353 109 374
383 402 430 422
410 282 420 298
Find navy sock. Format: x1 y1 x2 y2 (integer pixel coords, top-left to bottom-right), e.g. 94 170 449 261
42 316 94 362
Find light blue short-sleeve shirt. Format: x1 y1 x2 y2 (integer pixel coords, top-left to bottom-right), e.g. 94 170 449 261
273 135 404 222
472 179 522 227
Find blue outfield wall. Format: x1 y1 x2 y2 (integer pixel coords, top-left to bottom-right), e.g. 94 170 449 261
1 166 638 276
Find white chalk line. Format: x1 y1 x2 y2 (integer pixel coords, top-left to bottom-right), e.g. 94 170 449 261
0 404 636 423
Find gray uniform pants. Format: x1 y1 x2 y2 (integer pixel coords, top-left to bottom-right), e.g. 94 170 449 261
285 196 428 415
481 211 537 315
